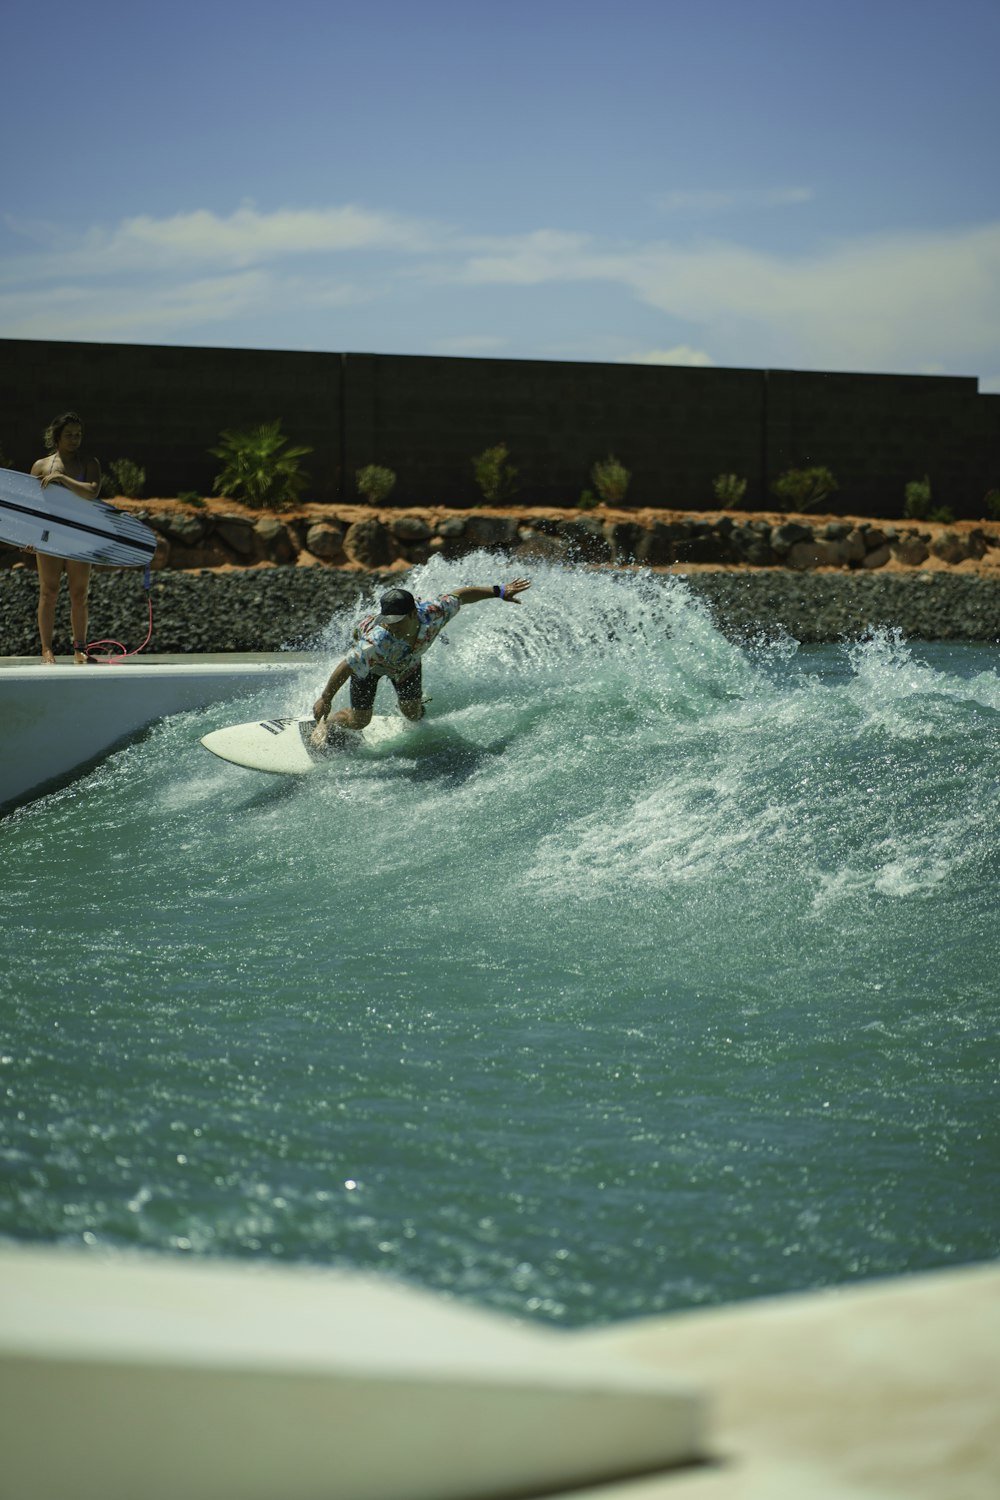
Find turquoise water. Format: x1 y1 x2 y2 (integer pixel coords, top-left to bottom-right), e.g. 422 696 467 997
2 557 998 1326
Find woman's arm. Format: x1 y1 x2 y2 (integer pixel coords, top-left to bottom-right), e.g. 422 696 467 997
35 458 102 501
453 577 531 606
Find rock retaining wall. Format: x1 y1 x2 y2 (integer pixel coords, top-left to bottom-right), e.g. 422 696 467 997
5 504 996 574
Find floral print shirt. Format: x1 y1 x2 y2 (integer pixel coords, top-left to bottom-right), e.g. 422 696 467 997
344 593 461 680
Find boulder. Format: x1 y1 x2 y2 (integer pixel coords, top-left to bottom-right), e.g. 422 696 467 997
862 544 891 569
634 523 675 566
435 516 467 538
162 513 208 546
389 515 432 542
786 540 840 570
843 529 869 564
770 521 813 555
891 533 930 566
305 522 345 561
344 517 394 568
930 529 988 564
558 519 612 562
603 521 645 563
254 516 295 563
215 515 257 557
462 514 520 548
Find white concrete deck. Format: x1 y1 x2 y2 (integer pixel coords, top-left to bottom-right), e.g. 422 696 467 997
0 1247 704 1500
0 654 312 809
0 1246 995 1500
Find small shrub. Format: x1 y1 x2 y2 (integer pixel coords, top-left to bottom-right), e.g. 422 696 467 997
356 464 397 504
209 420 312 509
903 475 932 519
472 443 519 503
591 454 631 505
104 458 146 499
929 505 955 524
770 465 839 513
177 490 207 508
984 489 1000 520
577 489 599 511
713 472 748 507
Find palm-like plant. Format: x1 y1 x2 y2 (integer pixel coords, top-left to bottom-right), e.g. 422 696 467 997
210 421 312 509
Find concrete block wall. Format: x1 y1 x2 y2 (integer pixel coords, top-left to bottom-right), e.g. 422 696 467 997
1 339 996 516
766 370 997 515
0 339 343 503
343 354 764 508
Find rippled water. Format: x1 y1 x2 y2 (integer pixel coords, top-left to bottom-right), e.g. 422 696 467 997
2 555 998 1325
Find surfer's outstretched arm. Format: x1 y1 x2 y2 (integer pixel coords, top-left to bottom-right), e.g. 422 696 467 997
453 577 531 606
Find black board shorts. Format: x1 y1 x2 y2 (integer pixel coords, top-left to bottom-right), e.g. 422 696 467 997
350 664 422 711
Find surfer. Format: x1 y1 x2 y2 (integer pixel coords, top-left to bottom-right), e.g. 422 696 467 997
29 412 103 665
311 578 531 742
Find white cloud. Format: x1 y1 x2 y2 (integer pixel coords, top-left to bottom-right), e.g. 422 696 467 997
440 220 1000 373
2 201 998 379
2 202 442 282
653 186 814 217
626 346 716 367
431 334 510 355
0 269 373 341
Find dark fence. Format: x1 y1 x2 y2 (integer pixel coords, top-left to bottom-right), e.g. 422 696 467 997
2 339 996 516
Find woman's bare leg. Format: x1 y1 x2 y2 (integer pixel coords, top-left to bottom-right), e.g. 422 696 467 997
67 560 93 663
36 554 64 664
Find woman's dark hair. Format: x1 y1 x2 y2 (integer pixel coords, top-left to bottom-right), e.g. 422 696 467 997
44 411 84 451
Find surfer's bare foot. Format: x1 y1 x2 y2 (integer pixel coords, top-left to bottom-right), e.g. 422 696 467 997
41 649 56 665
73 644 97 665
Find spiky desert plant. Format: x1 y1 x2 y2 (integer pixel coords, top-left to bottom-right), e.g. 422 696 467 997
209 420 312 509
713 472 748 507
103 457 146 499
591 454 631 505
472 443 519 503
356 464 397 504
770 465 839 513
903 475 932 519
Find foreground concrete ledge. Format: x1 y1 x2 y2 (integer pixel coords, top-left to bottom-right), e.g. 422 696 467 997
0 1245 705 1500
0 654 313 809
572 1259 1000 1499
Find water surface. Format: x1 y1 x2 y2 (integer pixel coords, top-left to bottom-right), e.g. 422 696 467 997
2 557 997 1324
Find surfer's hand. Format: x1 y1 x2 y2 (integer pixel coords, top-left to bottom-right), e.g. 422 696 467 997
313 696 331 722
502 577 531 602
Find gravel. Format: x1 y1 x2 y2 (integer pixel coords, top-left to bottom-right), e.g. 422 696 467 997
2 564 999 656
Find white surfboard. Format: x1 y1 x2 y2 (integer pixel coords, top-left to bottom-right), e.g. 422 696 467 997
0 468 157 568
200 714 405 774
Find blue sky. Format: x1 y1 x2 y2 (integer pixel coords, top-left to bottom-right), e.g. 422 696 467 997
2 0 998 387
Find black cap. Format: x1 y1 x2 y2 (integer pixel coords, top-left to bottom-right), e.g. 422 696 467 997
377 588 417 622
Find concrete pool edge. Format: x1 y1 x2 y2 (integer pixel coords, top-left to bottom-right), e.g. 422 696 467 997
0 653 315 810
0 1245 995 1499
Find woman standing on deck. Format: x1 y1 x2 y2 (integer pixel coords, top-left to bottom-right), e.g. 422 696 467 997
30 411 103 664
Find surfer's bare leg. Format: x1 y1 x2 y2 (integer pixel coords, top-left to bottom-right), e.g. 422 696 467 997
396 665 424 720
67 561 93 664
36 554 63 664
